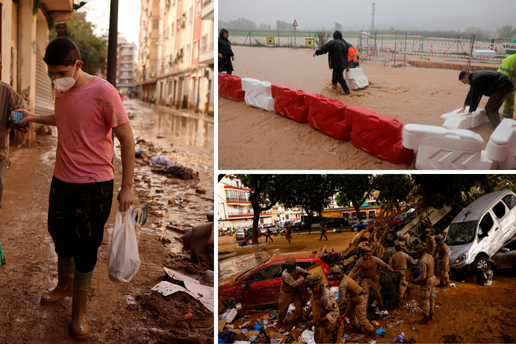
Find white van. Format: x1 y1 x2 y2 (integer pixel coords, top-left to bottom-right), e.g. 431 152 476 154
448 190 516 275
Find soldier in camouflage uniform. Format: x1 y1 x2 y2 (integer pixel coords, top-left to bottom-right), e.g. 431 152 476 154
435 234 450 288
348 246 397 307
330 265 374 335
388 243 417 298
305 272 344 343
277 257 308 325
425 228 437 256
413 243 436 324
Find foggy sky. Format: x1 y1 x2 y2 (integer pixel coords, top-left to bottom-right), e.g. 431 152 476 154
218 0 516 33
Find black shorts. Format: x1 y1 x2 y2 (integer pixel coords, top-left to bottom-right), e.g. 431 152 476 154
48 176 114 272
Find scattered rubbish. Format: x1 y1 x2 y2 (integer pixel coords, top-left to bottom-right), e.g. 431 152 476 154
380 310 389 318
151 154 172 166
372 320 380 326
376 328 387 337
154 267 214 312
184 313 193 321
135 149 143 158
410 326 420 333
300 329 316 344
393 332 405 343
450 283 456 287
254 323 264 331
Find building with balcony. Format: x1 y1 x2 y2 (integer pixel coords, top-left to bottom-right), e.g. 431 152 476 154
218 176 305 229
137 0 160 101
116 36 138 96
138 0 213 114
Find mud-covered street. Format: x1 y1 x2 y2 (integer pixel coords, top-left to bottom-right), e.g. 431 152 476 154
218 231 516 343
0 99 214 343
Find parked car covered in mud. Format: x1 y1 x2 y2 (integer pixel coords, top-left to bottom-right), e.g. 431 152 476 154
448 190 516 275
218 247 338 310
489 235 516 270
323 218 349 229
292 221 312 231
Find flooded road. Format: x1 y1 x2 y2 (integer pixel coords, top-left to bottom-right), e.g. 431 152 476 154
123 99 214 251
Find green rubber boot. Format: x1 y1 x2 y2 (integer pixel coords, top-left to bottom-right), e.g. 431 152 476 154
71 269 93 340
41 257 75 304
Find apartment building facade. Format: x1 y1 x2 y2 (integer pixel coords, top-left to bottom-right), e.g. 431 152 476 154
218 176 306 229
137 0 214 114
116 36 138 96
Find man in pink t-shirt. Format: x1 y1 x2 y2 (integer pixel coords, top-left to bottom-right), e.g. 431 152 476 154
15 38 134 340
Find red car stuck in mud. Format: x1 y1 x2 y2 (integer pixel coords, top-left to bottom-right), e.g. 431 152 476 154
219 246 339 309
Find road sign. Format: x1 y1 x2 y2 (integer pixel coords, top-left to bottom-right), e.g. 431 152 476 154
305 38 314 47
502 43 516 50
293 19 298 27
266 37 275 45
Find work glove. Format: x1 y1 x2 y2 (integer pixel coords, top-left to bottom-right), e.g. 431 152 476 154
10 111 23 124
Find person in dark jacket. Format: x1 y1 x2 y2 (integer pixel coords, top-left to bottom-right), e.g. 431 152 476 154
458 70 516 129
313 30 350 95
218 29 234 74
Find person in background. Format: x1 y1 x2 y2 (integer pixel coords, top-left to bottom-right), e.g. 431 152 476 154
218 29 235 74
458 70 515 129
319 225 328 241
498 54 516 119
0 57 28 218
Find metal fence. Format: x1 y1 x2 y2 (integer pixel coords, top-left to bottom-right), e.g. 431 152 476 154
227 29 511 71
358 30 508 71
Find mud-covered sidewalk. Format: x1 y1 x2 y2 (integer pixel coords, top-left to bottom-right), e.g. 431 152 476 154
218 233 516 343
0 101 214 343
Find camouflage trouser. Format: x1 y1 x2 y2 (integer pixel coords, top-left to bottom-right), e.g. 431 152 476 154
437 259 450 285
419 275 436 317
315 317 344 344
345 294 374 332
396 269 408 298
360 275 383 305
277 289 303 322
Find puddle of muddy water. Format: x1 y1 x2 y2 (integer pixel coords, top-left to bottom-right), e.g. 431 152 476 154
219 249 282 280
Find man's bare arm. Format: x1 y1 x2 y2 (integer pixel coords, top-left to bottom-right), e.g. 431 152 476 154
113 122 135 212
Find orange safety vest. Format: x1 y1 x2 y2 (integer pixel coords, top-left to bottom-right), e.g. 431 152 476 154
348 45 358 62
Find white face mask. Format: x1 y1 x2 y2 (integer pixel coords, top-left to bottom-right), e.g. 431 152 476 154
55 61 79 93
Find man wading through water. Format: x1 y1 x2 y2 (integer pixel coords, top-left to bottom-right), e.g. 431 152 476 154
313 30 350 95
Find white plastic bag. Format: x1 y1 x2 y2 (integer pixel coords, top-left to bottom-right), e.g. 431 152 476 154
107 208 142 282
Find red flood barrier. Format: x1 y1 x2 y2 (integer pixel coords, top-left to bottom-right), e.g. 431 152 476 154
218 73 245 102
270 84 309 123
304 92 351 141
346 105 414 165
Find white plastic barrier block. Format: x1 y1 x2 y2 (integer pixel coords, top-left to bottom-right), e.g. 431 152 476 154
403 124 497 170
241 78 275 111
440 107 489 130
486 118 516 170
345 68 369 90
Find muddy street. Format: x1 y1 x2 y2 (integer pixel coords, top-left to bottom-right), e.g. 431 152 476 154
218 231 516 343
0 99 214 343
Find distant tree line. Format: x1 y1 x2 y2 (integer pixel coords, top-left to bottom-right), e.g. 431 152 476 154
218 18 516 41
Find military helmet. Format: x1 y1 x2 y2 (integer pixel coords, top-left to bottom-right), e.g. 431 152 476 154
417 243 428 253
360 246 372 254
395 243 403 250
424 228 433 233
408 230 415 235
330 265 344 278
305 272 323 286
435 234 444 241
285 257 297 269
398 234 405 239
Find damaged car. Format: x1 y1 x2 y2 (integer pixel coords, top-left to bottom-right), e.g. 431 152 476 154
218 247 338 309
448 190 516 276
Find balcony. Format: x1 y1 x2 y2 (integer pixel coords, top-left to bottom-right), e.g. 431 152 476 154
201 0 214 20
199 42 214 64
228 210 273 219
